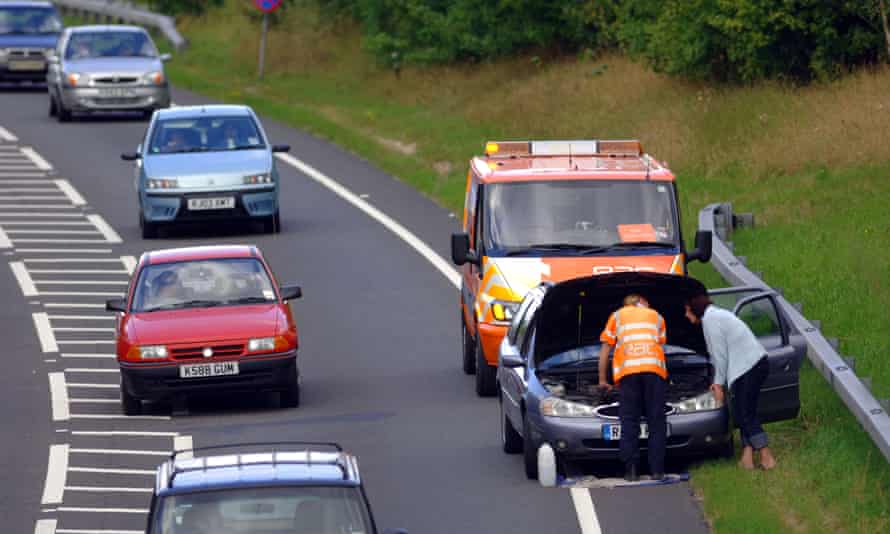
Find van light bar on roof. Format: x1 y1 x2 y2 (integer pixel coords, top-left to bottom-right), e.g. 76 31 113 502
484 139 643 157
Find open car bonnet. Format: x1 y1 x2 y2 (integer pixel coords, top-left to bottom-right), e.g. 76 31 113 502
534 272 709 366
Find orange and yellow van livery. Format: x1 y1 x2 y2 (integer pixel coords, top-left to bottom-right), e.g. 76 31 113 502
451 139 712 396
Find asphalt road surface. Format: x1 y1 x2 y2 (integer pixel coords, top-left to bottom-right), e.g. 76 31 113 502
0 84 710 534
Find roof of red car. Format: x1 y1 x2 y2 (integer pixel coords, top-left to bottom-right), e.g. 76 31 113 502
144 245 258 265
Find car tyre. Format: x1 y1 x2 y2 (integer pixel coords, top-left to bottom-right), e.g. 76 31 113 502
141 109 153 121
474 341 497 397
48 95 57 117
120 384 142 416
501 398 523 454
461 315 475 375
280 361 300 408
57 101 72 123
523 416 539 480
263 211 281 234
140 212 159 239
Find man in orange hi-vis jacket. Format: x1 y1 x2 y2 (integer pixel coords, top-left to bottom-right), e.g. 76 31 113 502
598 294 668 482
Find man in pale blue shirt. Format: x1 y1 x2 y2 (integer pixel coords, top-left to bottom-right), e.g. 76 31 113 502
686 292 777 470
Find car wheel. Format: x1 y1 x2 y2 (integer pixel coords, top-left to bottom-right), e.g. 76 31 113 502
57 101 72 122
501 398 523 454
523 416 539 480
120 383 142 416
141 109 153 121
263 211 281 234
461 315 476 375
140 212 159 239
48 95 57 117
281 363 301 408
475 341 497 397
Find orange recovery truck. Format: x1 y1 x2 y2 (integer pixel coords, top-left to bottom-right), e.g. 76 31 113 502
451 139 713 396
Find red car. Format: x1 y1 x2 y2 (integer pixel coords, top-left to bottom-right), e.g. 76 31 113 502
106 245 302 415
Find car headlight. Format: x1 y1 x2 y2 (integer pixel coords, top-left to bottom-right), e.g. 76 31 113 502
671 390 724 413
491 299 520 322
146 178 178 189
137 345 168 360
143 71 164 85
247 336 290 353
243 173 273 185
66 72 84 86
540 397 598 417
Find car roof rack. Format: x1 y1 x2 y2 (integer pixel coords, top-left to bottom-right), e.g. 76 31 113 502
159 441 358 491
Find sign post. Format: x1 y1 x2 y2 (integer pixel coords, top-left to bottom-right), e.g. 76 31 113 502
254 0 283 80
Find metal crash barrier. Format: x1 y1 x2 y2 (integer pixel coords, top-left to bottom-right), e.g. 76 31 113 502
54 0 187 50
699 202 890 463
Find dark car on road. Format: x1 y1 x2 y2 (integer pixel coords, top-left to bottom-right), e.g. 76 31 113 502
497 272 805 481
0 1 62 84
148 442 407 534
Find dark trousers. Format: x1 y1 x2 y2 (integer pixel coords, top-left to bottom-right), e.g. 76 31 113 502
731 356 770 449
618 372 667 474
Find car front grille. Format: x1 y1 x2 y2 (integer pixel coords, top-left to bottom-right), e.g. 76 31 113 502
170 344 245 361
7 48 45 59
92 75 140 85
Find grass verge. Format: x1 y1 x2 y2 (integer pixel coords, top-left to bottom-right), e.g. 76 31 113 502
101 1 890 531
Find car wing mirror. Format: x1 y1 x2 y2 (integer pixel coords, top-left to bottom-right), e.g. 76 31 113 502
159 53 172 62
501 352 526 368
272 144 291 153
105 298 126 312
279 284 302 301
686 230 712 264
450 232 479 266
121 152 141 161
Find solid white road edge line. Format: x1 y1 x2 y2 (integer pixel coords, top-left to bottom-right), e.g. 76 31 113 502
10 261 38 296
570 488 603 534
275 153 461 288
21 147 53 171
69 447 170 456
0 125 18 142
53 179 86 206
86 214 122 243
174 435 194 459
33 312 59 352
41 444 69 504
49 372 70 422
55 506 148 514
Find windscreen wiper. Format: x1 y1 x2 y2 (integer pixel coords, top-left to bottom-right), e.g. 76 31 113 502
230 145 264 151
504 243 609 256
226 296 274 305
604 241 675 249
142 299 223 312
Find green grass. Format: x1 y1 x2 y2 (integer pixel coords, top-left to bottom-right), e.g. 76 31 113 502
124 1 890 531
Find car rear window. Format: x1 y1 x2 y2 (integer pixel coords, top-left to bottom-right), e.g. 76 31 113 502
131 258 277 312
150 486 373 534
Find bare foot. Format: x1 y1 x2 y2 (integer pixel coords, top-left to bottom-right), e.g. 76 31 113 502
739 446 755 470
759 448 777 470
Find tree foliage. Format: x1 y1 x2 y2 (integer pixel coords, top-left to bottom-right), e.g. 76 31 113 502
311 0 886 82
147 0 224 16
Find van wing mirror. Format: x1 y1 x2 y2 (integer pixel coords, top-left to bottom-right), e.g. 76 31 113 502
450 233 479 266
501 352 526 368
686 230 712 264
121 152 141 161
279 284 302 301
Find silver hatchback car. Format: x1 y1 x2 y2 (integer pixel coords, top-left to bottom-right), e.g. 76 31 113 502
47 25 171 121
122 105 291 238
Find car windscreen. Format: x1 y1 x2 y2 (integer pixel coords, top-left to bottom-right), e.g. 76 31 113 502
483 180 679 255
64 31 157 59
131 258 276 312
148 116 266 155
0 6 61 34
149 486 374 534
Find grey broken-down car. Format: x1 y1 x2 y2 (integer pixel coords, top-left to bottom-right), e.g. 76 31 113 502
497 271 805 481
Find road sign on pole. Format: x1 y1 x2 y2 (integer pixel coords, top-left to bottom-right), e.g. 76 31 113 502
254 0 282 79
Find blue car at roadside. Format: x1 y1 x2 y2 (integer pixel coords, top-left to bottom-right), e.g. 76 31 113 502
0 1 63 84
122 104 290 238
148 442 408 534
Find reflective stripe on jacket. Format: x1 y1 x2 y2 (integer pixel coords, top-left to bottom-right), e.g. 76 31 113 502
600 306 667 382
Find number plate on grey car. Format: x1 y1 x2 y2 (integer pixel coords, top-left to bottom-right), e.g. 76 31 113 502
188 197 235 210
